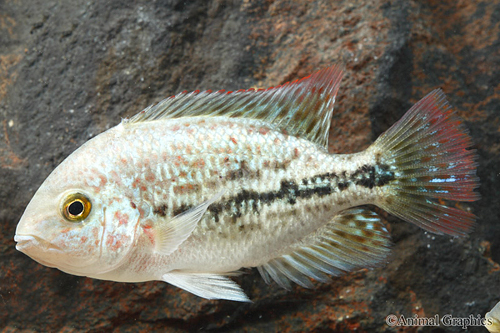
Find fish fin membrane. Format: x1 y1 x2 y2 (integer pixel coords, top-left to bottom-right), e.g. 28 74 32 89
154 191 224 255
125 66 343 148
257 208 391 289
373 89 480 236
161 271 251 302
485 301 500 333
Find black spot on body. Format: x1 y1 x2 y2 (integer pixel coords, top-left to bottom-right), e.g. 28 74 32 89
153 204 168 217
376 164 395 186
208 204 222 222
350 163 395 189
338 182 349 191
173 204 193 216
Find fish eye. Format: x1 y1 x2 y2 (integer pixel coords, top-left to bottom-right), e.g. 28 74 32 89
61 193 92 222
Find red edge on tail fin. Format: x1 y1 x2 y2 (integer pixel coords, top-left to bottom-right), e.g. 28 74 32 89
374 89 480 237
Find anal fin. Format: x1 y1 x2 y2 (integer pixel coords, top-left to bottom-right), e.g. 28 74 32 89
258 207 391 289
162 271 251 302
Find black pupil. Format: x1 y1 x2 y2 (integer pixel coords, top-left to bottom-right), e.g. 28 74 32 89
68 201 84 216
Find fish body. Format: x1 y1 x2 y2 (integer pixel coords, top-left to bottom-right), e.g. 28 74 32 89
85 117 383 281
15 66 479 301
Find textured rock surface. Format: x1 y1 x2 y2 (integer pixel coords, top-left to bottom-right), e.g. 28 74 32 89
1 0 499 331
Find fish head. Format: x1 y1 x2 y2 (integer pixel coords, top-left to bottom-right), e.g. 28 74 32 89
15 133 141 277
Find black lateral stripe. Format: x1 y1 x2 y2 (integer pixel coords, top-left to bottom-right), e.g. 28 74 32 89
154 163 395 219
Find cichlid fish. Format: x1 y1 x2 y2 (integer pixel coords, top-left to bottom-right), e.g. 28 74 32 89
14 66 479 301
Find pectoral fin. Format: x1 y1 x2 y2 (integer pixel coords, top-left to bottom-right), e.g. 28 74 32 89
161 272 251 302
154 191 224 255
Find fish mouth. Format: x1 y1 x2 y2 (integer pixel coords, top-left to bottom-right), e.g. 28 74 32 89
14 234 98 273
14 234 62 253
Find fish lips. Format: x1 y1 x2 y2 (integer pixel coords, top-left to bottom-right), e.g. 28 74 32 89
14 234 97 272
14 234 63 268
15 234 60 251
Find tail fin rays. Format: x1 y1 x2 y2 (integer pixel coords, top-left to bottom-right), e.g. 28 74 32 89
374 89 479 236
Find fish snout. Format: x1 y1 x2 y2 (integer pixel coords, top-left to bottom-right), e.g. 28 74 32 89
14 235 37 252
14 234 61 253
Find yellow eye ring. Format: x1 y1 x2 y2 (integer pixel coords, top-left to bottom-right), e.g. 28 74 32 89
61 193 92 222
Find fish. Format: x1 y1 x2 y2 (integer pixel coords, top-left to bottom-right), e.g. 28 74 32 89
14 65 479 302
486 301 500 333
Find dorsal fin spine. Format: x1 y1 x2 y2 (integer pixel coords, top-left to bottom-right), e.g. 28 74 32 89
126 65 344 147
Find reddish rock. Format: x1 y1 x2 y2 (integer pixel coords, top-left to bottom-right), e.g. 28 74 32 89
1 0 499 331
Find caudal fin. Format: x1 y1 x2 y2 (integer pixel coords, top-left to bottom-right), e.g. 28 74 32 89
373 89 479 236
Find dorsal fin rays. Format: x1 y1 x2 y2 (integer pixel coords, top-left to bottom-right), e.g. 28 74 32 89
125 65 344 148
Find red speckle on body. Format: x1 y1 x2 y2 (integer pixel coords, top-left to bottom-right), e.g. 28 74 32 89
294 148 300 158
230 137 237 145
80 236 88 243
114 211 129 226
106 235 122 252
130 201 137 209
110 170 123 185
92 227 99 238
192 158 205 168
145 172 155 183
142 225 155 245
99 175 107 187
173 183 199 194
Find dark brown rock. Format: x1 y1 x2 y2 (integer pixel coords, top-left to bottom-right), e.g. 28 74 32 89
1 0 499 331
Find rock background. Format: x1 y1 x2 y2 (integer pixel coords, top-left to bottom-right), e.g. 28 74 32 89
1 0 499 331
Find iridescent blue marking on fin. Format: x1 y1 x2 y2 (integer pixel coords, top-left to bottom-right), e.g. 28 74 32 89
373 89 480 236
257 208 391 289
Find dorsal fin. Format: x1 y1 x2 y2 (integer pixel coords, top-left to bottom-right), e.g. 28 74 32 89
125 66 344 148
